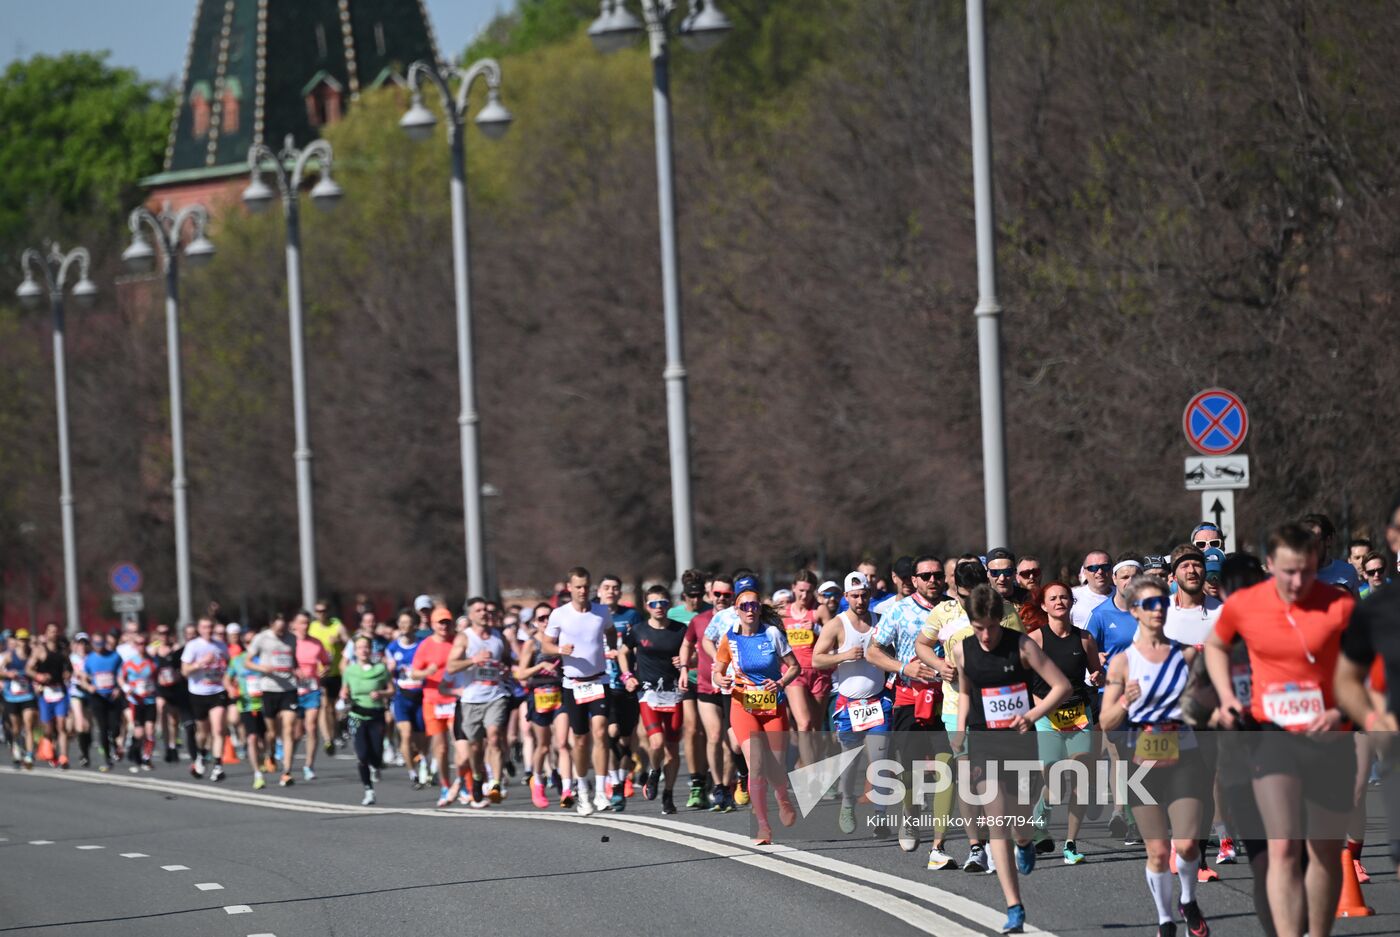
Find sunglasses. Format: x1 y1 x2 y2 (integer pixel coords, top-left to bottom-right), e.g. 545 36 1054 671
737 601 760 613
987 567 1015 578
1364 567 1385 577
1133 596 1169 612
647 600 671 609
819 590 840 599
1193 539 1223 550
1084 563 1110 574
1017 567 1041 578
315 608 328 614
913 570 943 580
711 590 733 597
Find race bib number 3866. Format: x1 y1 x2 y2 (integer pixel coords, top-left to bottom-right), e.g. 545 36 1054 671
980 682 1029 729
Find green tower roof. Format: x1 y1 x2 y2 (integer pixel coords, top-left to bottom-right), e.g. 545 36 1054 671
144 0 441 188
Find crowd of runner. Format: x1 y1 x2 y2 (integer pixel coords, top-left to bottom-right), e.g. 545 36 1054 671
2 506 1399 937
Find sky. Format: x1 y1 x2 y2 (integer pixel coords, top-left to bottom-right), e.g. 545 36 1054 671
1 0 506 83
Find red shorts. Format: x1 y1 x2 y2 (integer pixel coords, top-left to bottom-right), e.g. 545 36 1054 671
728 699 789 748
639 700 683 741
789 667 831 699
423 698 457 737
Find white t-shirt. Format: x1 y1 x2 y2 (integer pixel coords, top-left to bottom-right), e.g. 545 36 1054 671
180 637 229 696
545 602 613 680
116 641 142 665
246 629 298 693
1163 594 1223 647
1071 586 1113 630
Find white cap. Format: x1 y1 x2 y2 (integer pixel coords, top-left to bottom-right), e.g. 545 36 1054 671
843 571 871 594
817 580 841 595
518 607 535 623
226 622 242 633
413 594 433 612
771 589 794 604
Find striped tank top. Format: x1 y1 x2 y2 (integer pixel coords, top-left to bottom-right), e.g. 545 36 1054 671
1125 641 1189 726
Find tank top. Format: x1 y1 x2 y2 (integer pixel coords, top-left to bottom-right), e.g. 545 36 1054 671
1126 641 1189 726
1033 625 1087 705
526 638 563 689
32 645 68 688
460 630 508 704
308 619 346 666
833 612 883 700
70 651 90 697
783 605 821 670
963 627 1033 731
3 650 33 702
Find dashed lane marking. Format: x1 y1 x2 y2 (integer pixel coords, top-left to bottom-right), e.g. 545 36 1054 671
76 844 105 850
223 905 253 914
162 864 190 871
121 852 149 858
195 882 224 891
28 840 53 845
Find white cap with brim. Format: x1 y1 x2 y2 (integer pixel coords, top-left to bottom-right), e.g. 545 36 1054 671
413 594 433 612
844 571 871 593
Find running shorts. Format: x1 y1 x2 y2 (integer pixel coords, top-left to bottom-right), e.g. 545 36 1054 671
38 692 70 723
423 699 457 737
188 692 229 721
890 703 950 762
240 709 264 737
639 699 683 740
3 698 37 718
727 698 787 748
831 693 892 741
298 689 323 711
790 666 831 699
459 698 510 741
697 691 728 710
129 700 158 724
606 687 639 736
321 675 343 701
260 691 296 719
1033 714 1095 763
391 691 424 730
525 687 564 728
563 676 609 736
1250 730 1355 816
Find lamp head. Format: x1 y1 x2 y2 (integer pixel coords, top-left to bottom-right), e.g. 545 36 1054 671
15 275 44 309
679 0 733 52
241 175 276 213
474 92 513 141
71 277 98 307
121 233 156 274
400 94 438 142
309 174 344 210
183 234 216 269
589 1 643 54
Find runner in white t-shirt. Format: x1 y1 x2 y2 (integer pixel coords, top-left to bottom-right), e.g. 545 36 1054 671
180 616 231 782
1163 546 1223 646
1071 550 1114 629
538 567 616 816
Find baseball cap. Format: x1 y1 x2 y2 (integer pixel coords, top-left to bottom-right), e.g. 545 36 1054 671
227 622 242 633
892 556 915 581
771 588 794 604
817 580 841 596
73 631 90 642
15 628 30 640
843 571 870 594
431 605 453 624
1203 547 1225 576
413 594 434 612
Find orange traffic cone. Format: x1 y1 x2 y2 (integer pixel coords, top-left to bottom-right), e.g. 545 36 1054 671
1336 849 1375 917
36 736 54 763
221 736 239 765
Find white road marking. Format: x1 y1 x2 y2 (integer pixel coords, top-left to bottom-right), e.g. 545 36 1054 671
28 840 53 845
223 905 253 914
23 769 1041 936
162 864 190 871
195 882 224 891
120 852 149 858
75 844 104 850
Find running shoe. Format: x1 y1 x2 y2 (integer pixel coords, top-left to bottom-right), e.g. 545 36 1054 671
164 746 177 764
210 764 225 783
560 790 576 809
926 843 958 870
323 739 335 756
1179 901 1209 937
963 844 990 874
1063 842 1086 865
1354 858 1371 884
897 819 919 852
302 766 316 782
436 786 454 808
392 751 405 767
1197 865 1219 883
753 823 773 846
708 783 726 811
643 769 661 801
734 777 750 807
610 789 626 812
838 804 856 834
661 791 677 815
487 780 503 804
128 765 140 774
79 755 90 768
623 773 634 798
594 791 612 814
253 775 266 790
280 772 294 787
1035 833 1056 855
457 789 473 806
1001 903 1026 934
1214 837 1236 865
362 788 376 806
531 780 549 809
686 780 705 809
98 762 110 773
1015 841 1036 875
576 791 595 816
1157 924 1177 937
190 758 205 779
57 757 69 770
1124 821 1143 846
417 758 431 787
1108 811 1128 839
140 761 153 772
370 766 380 784
468 797 490 809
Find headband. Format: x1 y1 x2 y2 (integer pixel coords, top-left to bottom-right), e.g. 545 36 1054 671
1112 560 1142 575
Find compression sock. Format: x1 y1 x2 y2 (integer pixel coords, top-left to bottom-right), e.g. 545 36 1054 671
183 721 198 759
1347 837 1364 860
1176 850 1200 904
78 731 91 761
358 762 372 786
750 771 770 829
1146 866 1174 924
733 748 748 777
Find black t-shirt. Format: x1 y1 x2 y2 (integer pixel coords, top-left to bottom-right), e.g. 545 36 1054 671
1340 583 1400 717
622 620 686 691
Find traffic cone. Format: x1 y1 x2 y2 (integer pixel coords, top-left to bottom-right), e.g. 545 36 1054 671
221 736 239 765
36 736 54 763
1336 849 1375 917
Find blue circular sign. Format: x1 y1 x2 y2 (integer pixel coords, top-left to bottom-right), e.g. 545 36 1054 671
109 563 142 594
1183 389 1248 456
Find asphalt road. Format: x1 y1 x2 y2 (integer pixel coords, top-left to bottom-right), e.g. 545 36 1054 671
1 754 1397 936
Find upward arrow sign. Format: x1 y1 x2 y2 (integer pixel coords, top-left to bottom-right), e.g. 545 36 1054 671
1209 497 1226 531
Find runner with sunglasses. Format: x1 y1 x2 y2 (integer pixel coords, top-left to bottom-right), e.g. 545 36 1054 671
1359 550 1388 598
1101 574 1212 937
782 570 830 767
1072 550 1116 629
1086 555 1145 843
712 583 800 845
118 632 159 772
516 606 575 808
1190 523 1225 553
685 575 739 810
672 569 711 809
988 548 1045 634
150 624 187 764
1205 523 1355 937
598 574 641 810
621 584 687 813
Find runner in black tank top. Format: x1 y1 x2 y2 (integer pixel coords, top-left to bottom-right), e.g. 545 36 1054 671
953 585 1073 935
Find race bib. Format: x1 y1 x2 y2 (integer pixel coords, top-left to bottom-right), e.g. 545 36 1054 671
42 686 65 703
6 679 26 696
133 679 155 698
397 676 423 690
643 689 680 713
471 661 504 685
786 628 814 648
533 687 562 713
571 681 605 704
297 677 318 696
1133 723 1180 766
433 702 457 719
1261 681 1324 731
242 683 261 699
1230 664 1253 710
981 682 1030 729
158 666 177 687
93 671 116 691
741 687 778 713
848 697 885 731
1049 700 1089 731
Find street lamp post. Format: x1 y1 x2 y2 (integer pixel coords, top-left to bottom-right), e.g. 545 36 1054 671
400 58 512 599
16 244 98 631
122 203 216 627
242 135 345 612
587 0 732 584
966 0 1009 549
